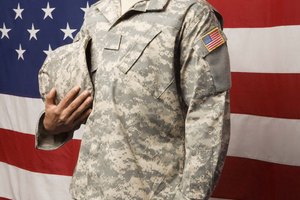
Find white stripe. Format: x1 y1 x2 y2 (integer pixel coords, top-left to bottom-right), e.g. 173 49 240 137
0 94 83 139
0 162 73 200
228 114 300 166
0 94 43 135
224 25 300 73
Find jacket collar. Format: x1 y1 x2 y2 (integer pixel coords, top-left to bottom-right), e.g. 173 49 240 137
95 0 170 24
94 0 120 25
133 0 170 12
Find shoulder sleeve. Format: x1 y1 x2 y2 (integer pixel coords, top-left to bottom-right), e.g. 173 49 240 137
177 2 231 199
179 1 231 104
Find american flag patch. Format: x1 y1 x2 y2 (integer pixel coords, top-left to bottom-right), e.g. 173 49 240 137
201 27 225 52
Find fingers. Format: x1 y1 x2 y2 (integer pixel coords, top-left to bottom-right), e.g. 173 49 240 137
73 108 92 130
67 94 93 121
58 86 81 109
45 88 57 107
43 86 93 135
63 90 92 118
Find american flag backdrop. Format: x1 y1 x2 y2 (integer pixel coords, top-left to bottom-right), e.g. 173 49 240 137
0 0 300 199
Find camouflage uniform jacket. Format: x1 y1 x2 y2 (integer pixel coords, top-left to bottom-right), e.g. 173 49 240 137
36 0 231 199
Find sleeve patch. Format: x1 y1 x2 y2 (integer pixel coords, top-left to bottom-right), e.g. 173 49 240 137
201 27 225 52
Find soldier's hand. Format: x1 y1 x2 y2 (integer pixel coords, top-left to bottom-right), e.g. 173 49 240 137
43 86 93 135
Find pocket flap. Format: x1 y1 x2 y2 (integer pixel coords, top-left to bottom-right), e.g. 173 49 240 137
103 33 122 51
117 28 162 74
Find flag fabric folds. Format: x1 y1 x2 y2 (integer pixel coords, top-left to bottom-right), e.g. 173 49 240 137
0 0 300 199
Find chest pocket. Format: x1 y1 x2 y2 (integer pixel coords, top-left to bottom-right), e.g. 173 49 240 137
103 27 175 99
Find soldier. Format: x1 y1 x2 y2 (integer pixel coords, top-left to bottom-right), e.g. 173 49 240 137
36 0 231 199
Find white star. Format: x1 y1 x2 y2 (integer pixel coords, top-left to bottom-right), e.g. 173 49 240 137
43 44 53 56
15 44 26 60
13 3 24 20
81 2 90 13
0 23 11 39
27 24 40 40
42 2 55 19
60 23 76 40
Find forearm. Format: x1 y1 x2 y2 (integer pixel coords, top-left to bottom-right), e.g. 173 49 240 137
180 91 230 199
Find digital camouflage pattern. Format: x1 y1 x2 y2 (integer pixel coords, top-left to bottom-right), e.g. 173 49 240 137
36 0 231 199
38 35 94 105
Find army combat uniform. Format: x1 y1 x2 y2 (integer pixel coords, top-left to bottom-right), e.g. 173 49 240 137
36 0 231 199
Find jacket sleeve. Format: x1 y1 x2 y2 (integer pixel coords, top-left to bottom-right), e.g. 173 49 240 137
35 12 90 151
175 3 231 199
35 112 74 150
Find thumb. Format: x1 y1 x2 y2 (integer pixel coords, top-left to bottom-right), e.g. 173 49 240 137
45 88 57 107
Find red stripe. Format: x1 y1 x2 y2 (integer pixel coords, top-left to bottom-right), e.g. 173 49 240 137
210 32 220 40
230 72 300 119
0 198 11 200
210 32 219 37
212 156 300 199
207 39 222 48
210 36 221 42
209 36 222 44
0 128 80 176
211 32 220 38
208 0 300 28
207 39 223 50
